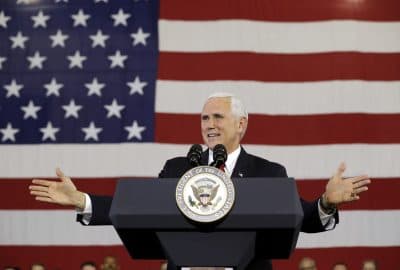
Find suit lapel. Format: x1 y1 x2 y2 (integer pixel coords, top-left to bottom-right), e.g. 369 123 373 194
202 147 249 177
231 147 249 178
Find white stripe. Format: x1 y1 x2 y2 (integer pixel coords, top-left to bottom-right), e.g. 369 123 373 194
297 210 400 248
156 80 400 115
0 210 121 245
1 210 398 247
159 20 400 53
0 144 399 179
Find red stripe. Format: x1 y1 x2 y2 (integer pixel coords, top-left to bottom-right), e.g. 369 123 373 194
0 246 398 270
3 177 398 210
155 113 400 145
160 0 400 21
158 52 400 82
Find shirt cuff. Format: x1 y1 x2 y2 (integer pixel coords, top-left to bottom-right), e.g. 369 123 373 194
318 198 336 230
77 193 92 225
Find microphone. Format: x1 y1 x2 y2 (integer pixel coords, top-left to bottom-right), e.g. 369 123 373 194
211 144 227 168
187 144 203 167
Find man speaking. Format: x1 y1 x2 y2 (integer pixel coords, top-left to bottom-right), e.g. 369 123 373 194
29 93 371 270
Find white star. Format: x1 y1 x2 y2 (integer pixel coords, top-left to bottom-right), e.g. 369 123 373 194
62 99 82 119
0 123 19 142
71 9 90 27
110 9 131 27
85 77 105 96
27 51 47 70
125 121 146 140
108 50 127 68
0 56 6 70
89 29 109 48
21 100 41 119
49 29 69 48
130 27 150 46
0 11 11 28
127 76 147 95
82 122 102 141
44 77 63 97
94 0 108 2
40 122 60 141
67 50 87 69
4 79 23 98
10 31 29 49
17 0 32 4
104 98 125 118
31 10 50 28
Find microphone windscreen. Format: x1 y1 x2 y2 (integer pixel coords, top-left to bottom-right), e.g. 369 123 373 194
187 144 202 166
213 144 227 166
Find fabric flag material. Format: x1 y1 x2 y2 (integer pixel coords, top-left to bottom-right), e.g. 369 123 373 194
0 0 399 269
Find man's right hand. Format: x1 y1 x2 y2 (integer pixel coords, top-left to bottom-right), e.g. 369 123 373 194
29 168 86 211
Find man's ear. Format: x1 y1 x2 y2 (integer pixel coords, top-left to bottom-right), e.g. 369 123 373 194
238 117 248 135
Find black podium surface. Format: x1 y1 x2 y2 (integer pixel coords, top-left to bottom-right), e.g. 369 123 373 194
109 178 303 269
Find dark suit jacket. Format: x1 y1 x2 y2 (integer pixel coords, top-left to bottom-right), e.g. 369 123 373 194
80 147 338 270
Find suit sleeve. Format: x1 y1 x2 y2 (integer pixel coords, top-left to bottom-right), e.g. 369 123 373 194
77 195 113 225
275 164 336 233
158 160 170 178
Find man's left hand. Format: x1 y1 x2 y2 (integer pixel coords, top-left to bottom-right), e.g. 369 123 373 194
323 162 371 207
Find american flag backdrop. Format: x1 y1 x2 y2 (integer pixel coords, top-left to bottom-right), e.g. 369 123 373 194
1 0 400 269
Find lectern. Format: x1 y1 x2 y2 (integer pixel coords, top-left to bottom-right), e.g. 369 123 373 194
109 178 303 270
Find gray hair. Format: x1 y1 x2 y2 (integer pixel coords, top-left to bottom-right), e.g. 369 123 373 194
206 92 248 120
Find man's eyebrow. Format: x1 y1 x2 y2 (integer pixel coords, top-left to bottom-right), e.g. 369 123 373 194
201 113 224 119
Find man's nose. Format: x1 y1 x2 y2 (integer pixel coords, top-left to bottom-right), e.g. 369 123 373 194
207 118 216 129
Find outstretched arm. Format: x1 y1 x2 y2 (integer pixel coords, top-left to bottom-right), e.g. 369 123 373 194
29 168 86 211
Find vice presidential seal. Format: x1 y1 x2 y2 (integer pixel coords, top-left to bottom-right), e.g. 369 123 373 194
175 166 235 223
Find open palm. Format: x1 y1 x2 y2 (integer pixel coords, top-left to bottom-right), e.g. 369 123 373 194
29 168 84 209
324 162 370 205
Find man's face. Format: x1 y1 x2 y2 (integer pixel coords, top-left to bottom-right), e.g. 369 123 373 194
201 97 245 154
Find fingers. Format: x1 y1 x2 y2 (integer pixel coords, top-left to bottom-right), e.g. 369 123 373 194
56 167 66 179
29 185 49 192
349 173 369 181
335 162 346 178
35 196 54 203
56 167 73 184
349 194 360 201
353 185 369 195
352 178 371 189
345 177 370 202
31 179 52 187
30 190 50 198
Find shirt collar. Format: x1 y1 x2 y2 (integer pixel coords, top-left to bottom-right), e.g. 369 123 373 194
208 145 241 176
